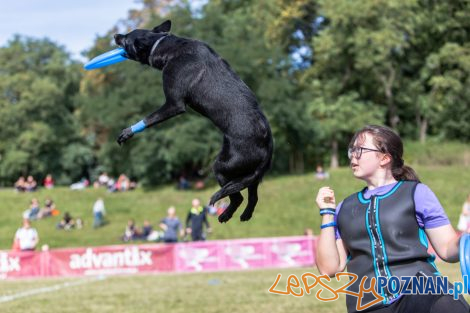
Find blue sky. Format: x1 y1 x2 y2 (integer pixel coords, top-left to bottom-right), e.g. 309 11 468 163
0 1 142 61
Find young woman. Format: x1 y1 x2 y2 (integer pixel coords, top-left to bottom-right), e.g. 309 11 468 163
315 125 469 313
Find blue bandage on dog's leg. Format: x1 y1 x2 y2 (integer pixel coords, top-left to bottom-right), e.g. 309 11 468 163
130 120 146 133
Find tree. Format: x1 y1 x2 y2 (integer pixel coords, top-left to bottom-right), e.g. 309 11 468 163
0 36 87 184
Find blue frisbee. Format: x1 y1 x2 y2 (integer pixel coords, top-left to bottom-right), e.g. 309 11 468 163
460 233 470 291
84 48 127 70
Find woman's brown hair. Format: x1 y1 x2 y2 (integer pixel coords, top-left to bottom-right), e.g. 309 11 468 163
349 125 420 182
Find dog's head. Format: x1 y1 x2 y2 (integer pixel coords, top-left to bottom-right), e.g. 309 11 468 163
114 20 171 65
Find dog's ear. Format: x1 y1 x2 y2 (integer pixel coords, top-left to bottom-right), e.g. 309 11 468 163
152 20 171 33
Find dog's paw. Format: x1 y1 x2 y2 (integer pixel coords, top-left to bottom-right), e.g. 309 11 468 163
239 211 253 222
218 211 233 223
117 127 134 145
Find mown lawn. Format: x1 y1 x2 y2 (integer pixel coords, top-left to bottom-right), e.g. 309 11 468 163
0 262 468 313
0 165 469 249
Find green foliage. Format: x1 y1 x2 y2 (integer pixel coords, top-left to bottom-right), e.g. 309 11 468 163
1 0 469 186
0 36 85 185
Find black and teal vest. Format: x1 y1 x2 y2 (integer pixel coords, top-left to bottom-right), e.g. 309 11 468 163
337 181 440 312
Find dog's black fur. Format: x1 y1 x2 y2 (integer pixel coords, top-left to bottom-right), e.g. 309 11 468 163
115 20 273 223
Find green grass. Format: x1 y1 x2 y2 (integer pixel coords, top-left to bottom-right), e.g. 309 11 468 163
0 165 469 312
0 165 469 249
0 262 468 313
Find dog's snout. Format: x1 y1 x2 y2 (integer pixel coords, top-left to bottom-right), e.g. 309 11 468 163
114 34 123 46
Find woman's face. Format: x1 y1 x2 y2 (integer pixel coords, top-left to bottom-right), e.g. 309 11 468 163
349 133 383 180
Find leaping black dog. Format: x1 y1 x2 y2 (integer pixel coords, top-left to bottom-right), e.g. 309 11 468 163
115 20 273 223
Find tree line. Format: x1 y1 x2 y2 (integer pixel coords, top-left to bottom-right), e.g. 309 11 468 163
0 0 468 186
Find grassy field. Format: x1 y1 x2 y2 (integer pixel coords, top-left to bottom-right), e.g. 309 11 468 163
0 262 468 313
0 165 469 249
0 164 469 312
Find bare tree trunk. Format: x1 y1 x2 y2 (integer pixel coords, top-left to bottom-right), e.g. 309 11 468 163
377 66 399 129
297 150 304 173
419 117 428 143
330 139 339 169
289 152 294 173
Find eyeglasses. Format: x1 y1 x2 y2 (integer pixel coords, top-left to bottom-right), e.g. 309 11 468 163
347 146 382 160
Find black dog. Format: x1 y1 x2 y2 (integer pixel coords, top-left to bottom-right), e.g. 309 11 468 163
115 20 273 223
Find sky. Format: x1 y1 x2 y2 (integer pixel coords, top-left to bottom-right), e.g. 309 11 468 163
0 1 143 62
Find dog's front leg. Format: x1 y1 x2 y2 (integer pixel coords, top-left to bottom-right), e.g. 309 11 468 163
117 99 186 145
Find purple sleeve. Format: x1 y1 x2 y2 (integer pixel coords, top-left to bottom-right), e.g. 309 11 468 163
414 183 450 229
334 201 344 240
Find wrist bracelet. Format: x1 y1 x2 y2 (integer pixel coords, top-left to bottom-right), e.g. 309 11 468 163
320 209 336 216
131 120 146 133
320 222 336 229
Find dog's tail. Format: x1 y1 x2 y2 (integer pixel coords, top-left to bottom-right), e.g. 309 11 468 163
210 139 273 206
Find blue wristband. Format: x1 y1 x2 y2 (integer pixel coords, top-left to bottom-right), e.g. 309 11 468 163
320 209 336 216
131 120 146 133
320 222 336 229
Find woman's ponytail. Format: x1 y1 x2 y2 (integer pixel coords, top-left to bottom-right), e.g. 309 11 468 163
392 164 420 182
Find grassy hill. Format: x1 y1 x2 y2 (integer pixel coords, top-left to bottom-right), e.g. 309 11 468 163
0 165 469 250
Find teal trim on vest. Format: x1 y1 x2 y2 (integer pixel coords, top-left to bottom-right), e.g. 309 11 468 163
365 201 385 300
376 198 399 301
377 181 403 199
418 228 428 248
357 181 404 204
359 182 405 303
418 228 441 275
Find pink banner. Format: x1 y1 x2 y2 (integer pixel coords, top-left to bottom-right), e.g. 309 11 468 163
175 236 315 272
0 251 43 279
0 236 316 279
49 244 175 277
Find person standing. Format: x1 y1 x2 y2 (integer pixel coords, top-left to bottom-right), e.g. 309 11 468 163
13 219 39 251
92 198 106 228
160 206 183 243
185 198 211 241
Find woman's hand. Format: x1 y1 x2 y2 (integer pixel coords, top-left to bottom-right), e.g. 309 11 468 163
316 187 336 209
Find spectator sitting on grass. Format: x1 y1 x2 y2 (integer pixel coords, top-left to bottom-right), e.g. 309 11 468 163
98 172 110 187
25 175 38 192
23 198 41 221
70 178 89 190
57 212 75 230
314 165 329 180
43 174 54 189
122 219 140 242
116 174 130 191
38 197 57 219
177 176 190 190
140 220 153 240
14 176 26 192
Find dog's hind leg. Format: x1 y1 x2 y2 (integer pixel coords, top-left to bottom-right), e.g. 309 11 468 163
240 182 259 222
218 192 243 223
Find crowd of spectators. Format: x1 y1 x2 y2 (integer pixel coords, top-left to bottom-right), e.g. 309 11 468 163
9 171 242 252
121 198 224 244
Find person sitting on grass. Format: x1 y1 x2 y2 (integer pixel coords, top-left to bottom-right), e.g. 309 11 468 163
14 176 26 192
25 175 38 192
122 219 140 242
38 197 57 219
56 212 75 230
23 198 41 221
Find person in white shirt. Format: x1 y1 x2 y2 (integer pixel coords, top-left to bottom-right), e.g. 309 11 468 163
93 198 106 228
13 219 39 251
